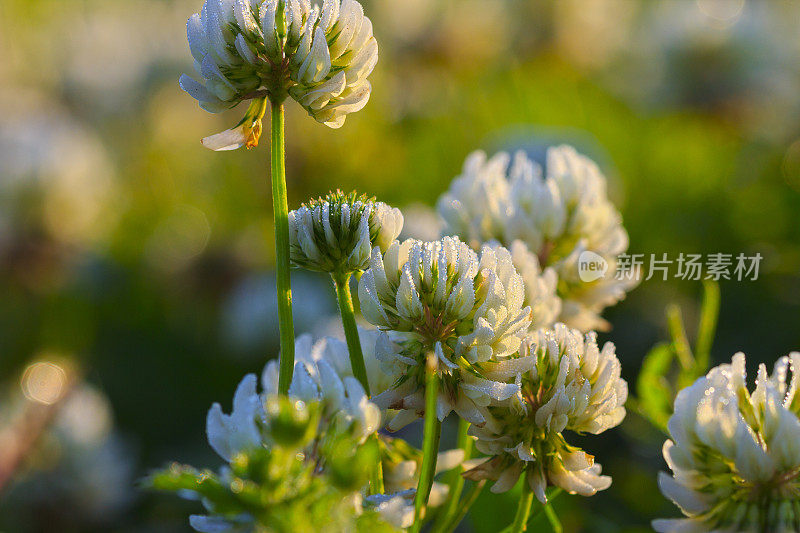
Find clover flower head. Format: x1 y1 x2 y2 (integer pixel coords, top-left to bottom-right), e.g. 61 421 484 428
464 323 627 502
357 236 532 430
181 0 378 149
289 190 403 275
206 334 381 462
654 351 800 533
437 145 635 332
554 240 638 333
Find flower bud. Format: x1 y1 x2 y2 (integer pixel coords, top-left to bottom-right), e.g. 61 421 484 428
288 190 403 275
264 395 317 447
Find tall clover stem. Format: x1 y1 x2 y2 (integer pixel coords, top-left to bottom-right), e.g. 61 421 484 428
270 101 295 395
411 352 442 533
510 471 534 533
430 418 472 533
411 351 442 533
331 271 383 494
332 272 370 394
368 433 385 495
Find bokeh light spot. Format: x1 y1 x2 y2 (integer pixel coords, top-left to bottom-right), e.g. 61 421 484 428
697 0 745 26
21 361 67 405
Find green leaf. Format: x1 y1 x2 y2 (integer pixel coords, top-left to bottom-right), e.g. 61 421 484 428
694 280 720 374
665 304 693 371
636 343 675 432
144 463 244 514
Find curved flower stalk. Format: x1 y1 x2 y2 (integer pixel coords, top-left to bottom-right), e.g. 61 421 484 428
437 146 636 332
206 334 381 463
289 190 403 275
464 323 627 503
654 351 800 533
358 236 532 430
181 0 379 149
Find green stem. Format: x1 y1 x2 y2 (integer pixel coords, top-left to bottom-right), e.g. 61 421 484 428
543 501 562 533
332 272 370 395
369 433 384 495
510 472 534 533
500 488 563 533
529 488 562 522
430 419 472 533
444 480 486 532
332 270 379 494
271 101 295 395
411 352 442 533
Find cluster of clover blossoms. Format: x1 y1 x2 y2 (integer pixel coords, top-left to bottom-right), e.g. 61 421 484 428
155 0 800 531
654 352 800 533
153 332 388 532
158 0 638 527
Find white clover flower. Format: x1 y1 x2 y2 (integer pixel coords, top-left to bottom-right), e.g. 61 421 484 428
464 323 627 502
437 145 636 332
554 236 637 333
181 0 378 149
357 236 532 430
206 334 381 462
654 351 800 533
206 373 264 461
288 190 403 275
364 491 414 530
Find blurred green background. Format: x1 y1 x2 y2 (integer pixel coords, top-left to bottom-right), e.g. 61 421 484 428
0 0 799 531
